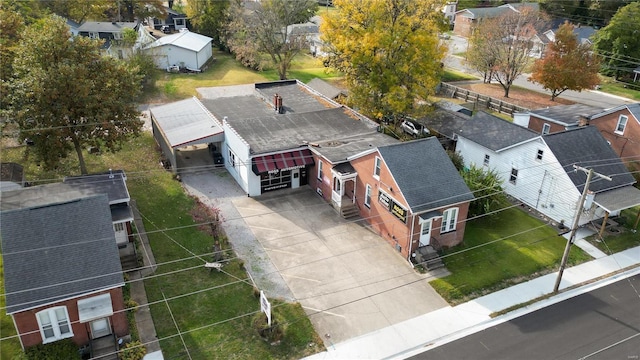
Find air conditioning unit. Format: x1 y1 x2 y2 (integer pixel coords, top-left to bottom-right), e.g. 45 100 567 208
316 187 323 196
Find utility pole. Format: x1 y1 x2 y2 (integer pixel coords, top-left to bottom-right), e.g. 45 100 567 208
553 165 612 293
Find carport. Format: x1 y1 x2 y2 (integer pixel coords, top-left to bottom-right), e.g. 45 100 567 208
594 186 640 237
150 97 224 173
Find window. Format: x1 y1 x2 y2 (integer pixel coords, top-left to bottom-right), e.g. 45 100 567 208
509 168 518 184
228 150 236 168
364 184 372 208
536 149 544 161
317 161 323 180
89 32 99 39
483 154 490 167
373 157 381 179
542 123 551 135
615 115 628 135
114 223 124 232
36 307 73 343
113 32 123 40
175 19 185 26
441 208 458 233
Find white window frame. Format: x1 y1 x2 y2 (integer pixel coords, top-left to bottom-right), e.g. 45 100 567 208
615 115 628 135
113 31 123 40
509 168 518 184
317 161 323 180
483 154 490 167
89 32 99 39
536 149 544 161
441 207 458 233
364 184 372 208
373 157 381 179
228 149 236 169
36 306 73 344
542 123 551 135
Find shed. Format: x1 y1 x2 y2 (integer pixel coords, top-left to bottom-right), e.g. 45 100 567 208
143 30 213 71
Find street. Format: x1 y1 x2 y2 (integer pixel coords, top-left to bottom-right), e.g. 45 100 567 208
408 275 640 360
443 36 634 109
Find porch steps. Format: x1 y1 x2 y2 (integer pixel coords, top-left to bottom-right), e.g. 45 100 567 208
90 335 118 360
120 254 139 272
416 246 444 270
340 203 360 220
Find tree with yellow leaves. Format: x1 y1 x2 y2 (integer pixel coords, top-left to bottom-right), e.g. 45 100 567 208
321 0 447 121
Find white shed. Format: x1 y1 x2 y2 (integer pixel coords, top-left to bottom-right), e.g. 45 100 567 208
143 30 213 71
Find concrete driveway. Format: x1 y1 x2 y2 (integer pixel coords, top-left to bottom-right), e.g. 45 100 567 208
181 167 448 345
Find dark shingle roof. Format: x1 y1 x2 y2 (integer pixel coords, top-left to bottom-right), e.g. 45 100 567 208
378 137 474 213
457 111 538 151
0 195 124 314
543 126 635 193
0 163 24 184
306 78 345 100
529 104 603 127
419 108 471 140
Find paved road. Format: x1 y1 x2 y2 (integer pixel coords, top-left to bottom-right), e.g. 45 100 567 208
409 275 640 360
443 35 633 109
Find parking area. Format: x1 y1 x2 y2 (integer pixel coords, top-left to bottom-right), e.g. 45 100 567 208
181 169 448 345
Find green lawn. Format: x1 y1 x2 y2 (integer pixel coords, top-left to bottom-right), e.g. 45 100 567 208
0 255 22 360
0 136 323 359
597 81 640 101
430 207 592 305
586 207 640 254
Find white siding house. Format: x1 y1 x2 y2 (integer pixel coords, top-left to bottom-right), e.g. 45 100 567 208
455 113 638 227
143 30 213 71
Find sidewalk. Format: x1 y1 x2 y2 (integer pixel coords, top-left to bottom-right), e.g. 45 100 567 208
303 245 640 360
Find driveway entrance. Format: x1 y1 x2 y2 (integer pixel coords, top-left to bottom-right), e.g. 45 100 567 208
182 169 448 345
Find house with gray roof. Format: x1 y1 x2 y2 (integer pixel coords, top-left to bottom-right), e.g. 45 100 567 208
514 103 603 134
456 115 640 227
345 138 474 260
453 2 539 37
153 79 473 263
0 195 128 349
77 21 139 59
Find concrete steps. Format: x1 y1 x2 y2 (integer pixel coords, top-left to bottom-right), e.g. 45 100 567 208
415 246 444 270
340 203 360 220
90 335 118 360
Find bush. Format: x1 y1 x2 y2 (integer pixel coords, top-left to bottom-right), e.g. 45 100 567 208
120 341 146 360
252 312 285 344
460 164 507 217
24 339 81 360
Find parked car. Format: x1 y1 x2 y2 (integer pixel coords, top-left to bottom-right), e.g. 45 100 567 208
161 25 171 34
401 120 429 137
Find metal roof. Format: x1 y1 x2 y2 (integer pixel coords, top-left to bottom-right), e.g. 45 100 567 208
150 97 223 148
146 30 212 52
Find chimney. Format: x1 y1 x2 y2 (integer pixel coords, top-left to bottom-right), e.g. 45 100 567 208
168 0 174 9
277 95 284 114
578 115 589 127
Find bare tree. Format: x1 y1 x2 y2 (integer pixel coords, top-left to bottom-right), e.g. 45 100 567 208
469 6 547 97
224 0 317 80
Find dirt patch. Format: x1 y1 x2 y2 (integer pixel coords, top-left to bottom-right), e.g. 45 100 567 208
454 82 574 109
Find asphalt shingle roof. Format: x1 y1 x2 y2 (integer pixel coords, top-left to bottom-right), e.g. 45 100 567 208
528 104 603 127
457 111 538 151
378 137 474 213
0 195 124 314
543 126 635 193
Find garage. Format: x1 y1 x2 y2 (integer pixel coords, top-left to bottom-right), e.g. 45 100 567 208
150 97 224 173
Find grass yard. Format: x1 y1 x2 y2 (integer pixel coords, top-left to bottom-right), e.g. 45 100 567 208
0 135 323 360
586 207 640 254
155 50 343 101
598 76 640 101
0 255 22 360
430 206 592 305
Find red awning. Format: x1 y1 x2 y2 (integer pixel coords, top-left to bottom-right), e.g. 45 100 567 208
252 149 314 175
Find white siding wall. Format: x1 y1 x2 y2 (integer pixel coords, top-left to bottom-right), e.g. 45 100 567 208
456 137 584 225
195 43 212 69
145 45 199 70
222 122 253 195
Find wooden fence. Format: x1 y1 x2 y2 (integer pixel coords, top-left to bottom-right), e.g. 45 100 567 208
438 83 530 116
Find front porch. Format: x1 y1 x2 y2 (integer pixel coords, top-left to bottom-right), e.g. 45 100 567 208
330 163 359 219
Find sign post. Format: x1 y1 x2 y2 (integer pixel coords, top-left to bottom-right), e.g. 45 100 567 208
260 290 271 326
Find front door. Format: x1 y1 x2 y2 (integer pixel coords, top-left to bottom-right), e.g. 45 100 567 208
332 177 343 207
419 219 432 247
90 318 111 339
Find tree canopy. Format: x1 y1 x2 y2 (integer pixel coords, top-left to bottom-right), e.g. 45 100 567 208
186 0 230 48
593 1 640 80
467 5 547 98
7 15 143 174
224 0 318 79
529 22 600 101
321 0 447 121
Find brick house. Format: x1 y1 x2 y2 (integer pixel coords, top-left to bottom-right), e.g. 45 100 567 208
0 195 127 349
587 103 640 171
453 2 539 38
514 103 603 134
